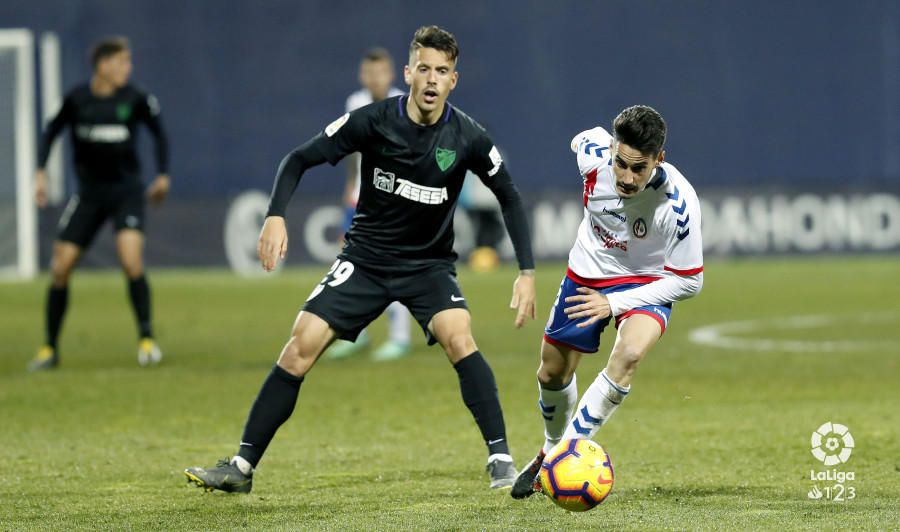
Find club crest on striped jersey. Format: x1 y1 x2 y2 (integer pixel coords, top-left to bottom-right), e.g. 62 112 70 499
633 218 647 238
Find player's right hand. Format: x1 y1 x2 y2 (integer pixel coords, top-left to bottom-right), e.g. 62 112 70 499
34 169 48 208
258 216 288 272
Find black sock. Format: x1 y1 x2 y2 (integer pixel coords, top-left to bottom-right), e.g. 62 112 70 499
453 351 510 456
237 364 304 468
46 285 68 349
127 275 152 338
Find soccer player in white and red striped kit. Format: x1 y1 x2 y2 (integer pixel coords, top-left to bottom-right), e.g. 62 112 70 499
511 105 704 498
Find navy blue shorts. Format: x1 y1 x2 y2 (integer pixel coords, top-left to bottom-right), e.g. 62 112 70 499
543 274 672 354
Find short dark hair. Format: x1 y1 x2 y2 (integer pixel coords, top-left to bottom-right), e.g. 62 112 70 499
409 25 459 63
612 105 667 155
90 36 130 68
363 47 393 64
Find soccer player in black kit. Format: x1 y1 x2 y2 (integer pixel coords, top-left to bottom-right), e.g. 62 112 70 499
28 37 170 371
185 26 537 492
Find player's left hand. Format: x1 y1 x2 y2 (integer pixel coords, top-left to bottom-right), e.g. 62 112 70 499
509 271 536 328
564 287 611 328
147 174 170 206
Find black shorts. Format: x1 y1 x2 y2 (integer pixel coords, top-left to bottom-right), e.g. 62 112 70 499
57 183 145 248
302 258 468 344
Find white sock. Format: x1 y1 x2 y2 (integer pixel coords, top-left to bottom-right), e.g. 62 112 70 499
487 453 513 464
562 369 630 442
539 376 579 454
231 455 254 476
386 301 410 345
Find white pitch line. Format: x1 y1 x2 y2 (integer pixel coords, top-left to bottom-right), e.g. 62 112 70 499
687 313 900 353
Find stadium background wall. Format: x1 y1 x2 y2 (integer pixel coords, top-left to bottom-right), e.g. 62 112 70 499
4 0 900 267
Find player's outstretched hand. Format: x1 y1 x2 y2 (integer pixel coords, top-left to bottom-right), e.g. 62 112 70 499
509 271 536 328
147 174 170 206
258 216 288 272
564 287 611 328
34 169 48 208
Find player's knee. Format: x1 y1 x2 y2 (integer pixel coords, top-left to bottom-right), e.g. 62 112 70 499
612 344 646 371
50 269 69 287
278 335 317 376
537 363 572 389
122 261 144 279
50 259 74 286
118 254 143 279
445 333 477 361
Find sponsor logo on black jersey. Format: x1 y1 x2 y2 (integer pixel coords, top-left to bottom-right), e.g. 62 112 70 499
373 168 396 192
394 179 449 205
325 113 349 137
373 168 449 205
487 145 503 176
75 124 130 143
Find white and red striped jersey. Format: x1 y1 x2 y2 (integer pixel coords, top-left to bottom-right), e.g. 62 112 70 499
567 126 704 315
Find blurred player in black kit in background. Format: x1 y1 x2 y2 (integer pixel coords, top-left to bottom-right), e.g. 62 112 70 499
29 36 170 371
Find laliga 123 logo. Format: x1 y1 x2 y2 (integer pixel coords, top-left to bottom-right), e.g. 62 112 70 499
807 421 856 502
811 421 853 465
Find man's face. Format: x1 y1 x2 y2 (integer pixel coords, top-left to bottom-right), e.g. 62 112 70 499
359 59 394 101
97 50 132 88
610 140 664 198
404 47 458 116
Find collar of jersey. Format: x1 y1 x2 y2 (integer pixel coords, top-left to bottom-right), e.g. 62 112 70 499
398 95 453 127
647 165 668 190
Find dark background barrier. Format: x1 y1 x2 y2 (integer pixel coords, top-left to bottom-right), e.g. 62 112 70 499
4 0 900 198
36 190 900 271
5 1 900 269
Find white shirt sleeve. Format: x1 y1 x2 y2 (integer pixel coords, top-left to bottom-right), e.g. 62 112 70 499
571 127 612 178
662 183 703 274
606 271 703 316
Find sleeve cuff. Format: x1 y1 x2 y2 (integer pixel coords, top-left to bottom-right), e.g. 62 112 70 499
606 293 625 316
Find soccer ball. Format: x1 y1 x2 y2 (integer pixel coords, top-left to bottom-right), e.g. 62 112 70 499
539 438 614 511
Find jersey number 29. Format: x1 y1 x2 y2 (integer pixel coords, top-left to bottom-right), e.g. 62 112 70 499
306 259 355 301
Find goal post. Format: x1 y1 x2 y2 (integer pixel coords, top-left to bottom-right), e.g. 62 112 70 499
0 29 37 280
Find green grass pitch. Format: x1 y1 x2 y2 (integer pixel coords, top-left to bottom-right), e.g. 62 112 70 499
1 258 898 529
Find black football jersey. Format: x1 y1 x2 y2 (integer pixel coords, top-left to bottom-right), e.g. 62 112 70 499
37 84 168 187
312 95 505 266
